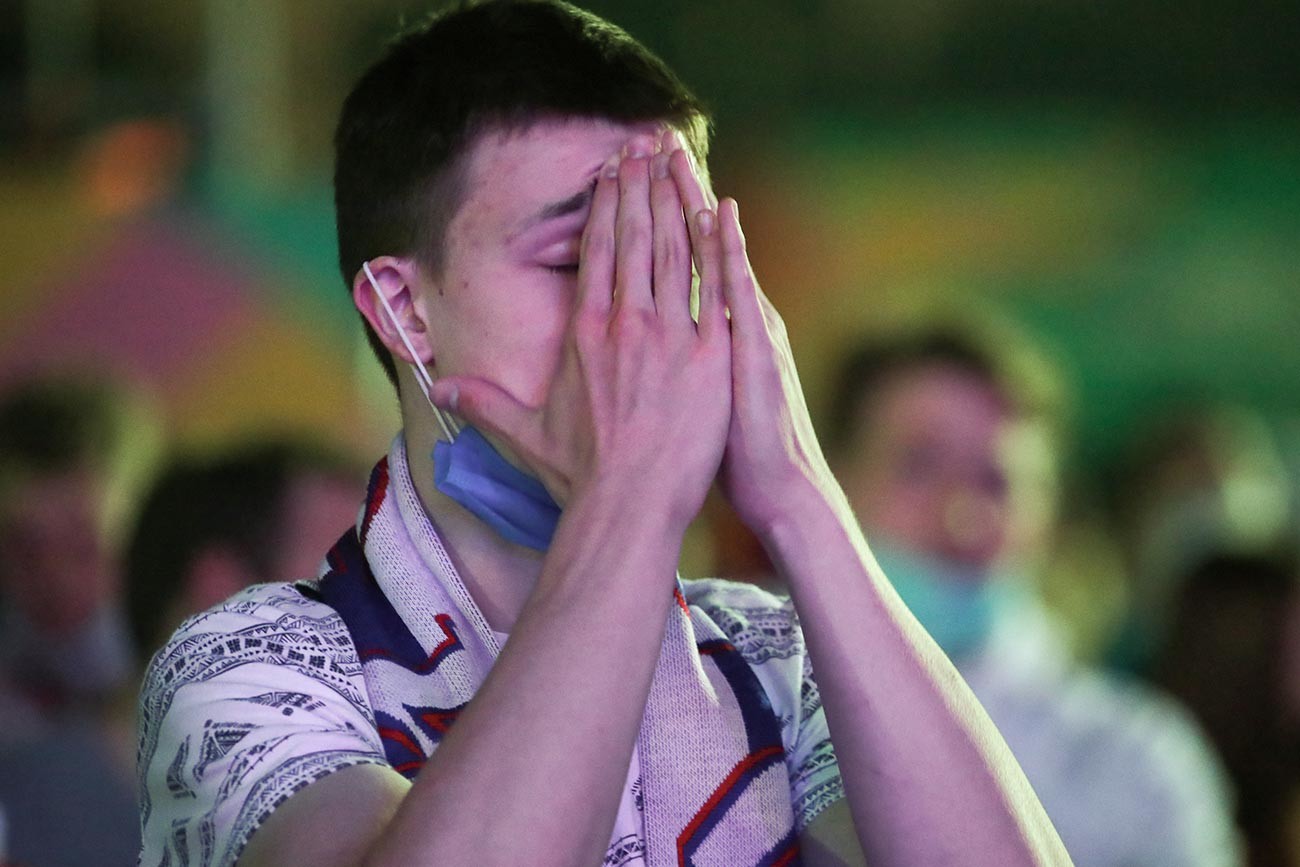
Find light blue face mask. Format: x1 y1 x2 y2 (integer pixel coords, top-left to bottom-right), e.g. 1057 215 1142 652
364 262 562 551
432 427 560 550
871 542 1018 659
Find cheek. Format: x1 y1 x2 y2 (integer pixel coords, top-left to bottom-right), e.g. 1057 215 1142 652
437 273 572 402
873 492 941 548
518 314 571 401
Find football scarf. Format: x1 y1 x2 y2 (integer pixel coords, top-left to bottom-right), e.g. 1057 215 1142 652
313 437 800 866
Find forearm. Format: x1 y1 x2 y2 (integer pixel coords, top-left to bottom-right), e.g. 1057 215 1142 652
365 481 685 867
761 478 1070 866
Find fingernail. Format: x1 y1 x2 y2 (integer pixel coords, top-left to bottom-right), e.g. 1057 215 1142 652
602 154 620 178
697 209 715 237
624 138 649 159
651 152 670 179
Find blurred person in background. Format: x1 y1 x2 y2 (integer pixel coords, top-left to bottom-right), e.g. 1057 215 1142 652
0 375 157 733
821 322 1241 866
1153 550 1300 867
1105 406 1292 676
125 439 364 659
0 438 363 867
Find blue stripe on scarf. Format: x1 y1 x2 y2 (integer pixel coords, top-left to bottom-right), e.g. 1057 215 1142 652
311 526 466 777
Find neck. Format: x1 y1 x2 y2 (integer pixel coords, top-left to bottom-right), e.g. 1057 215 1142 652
399 373 543 633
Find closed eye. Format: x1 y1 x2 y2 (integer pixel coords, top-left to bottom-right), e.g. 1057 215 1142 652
546 263 579 276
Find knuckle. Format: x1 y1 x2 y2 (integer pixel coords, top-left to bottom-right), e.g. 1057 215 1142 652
582 228 614 260
610 307 652 339
617 221 651 251
619 157 649 185
572 318 608 355
655 249 684 280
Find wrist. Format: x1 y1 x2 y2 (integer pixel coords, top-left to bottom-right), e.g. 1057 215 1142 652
571 466 702 537
558 473 691 558
533 474 688 610
751 473 854 565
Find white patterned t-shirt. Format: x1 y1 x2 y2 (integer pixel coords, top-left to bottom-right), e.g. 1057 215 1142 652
137 579 843 867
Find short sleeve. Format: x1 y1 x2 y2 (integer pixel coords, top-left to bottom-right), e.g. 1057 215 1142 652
689 581 846 832
137 584 390 867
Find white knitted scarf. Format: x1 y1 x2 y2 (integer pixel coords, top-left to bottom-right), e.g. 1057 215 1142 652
315 437 799 866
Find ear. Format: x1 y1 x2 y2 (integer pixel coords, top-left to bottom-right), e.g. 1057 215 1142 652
351 255 436 366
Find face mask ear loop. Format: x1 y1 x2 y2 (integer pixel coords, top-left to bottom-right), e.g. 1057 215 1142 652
362 261 459 442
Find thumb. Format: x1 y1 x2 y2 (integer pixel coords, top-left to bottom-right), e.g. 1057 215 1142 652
428 376 533 447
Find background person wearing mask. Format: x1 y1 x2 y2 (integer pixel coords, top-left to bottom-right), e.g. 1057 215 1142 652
821 323 1241 866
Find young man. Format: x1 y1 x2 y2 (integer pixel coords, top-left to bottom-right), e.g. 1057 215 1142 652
138 3 1070 865
822 326 1241 866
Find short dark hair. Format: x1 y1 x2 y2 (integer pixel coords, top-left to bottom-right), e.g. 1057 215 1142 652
123 441 359 657
335 0 711 387
821 324 1064 458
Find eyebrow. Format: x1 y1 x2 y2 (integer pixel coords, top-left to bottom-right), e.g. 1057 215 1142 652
528 178 598 228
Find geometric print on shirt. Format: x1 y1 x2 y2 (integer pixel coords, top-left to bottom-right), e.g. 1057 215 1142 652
137 575 847 867
139 454 849 867
691 583 846 835
137 584 388 867
704 600 806 665
305 523 835 851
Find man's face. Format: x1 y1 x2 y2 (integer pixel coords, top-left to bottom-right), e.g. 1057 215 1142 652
413 117 664 408
836 364 1055 580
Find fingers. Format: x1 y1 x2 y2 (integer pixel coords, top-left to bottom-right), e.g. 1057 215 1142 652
612 142 655 314
649 149 693 325
717 198 764 333
689 205 727 341
575 155 620 317
664 130 717 270
429 376 532 453
581 132 708 330
663 129 716 212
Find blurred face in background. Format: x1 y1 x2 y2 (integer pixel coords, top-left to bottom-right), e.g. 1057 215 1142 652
835 363 1057 583
271 471 362 580
0 467 118 634
163 469 361 651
